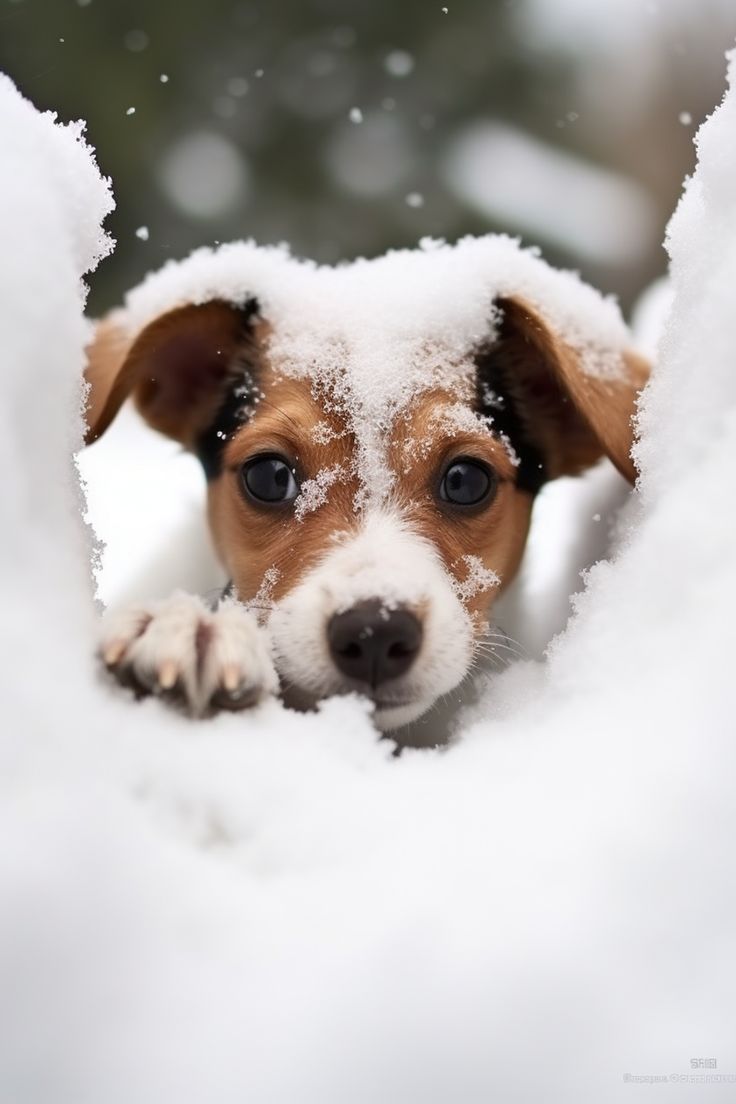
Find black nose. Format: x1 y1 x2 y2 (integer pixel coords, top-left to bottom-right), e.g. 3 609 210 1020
327 600 423 688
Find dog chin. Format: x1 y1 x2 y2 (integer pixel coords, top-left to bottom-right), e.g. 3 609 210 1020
278 678 436 732
371 697 434 731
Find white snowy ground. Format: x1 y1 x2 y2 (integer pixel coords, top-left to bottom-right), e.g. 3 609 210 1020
1 49 736 1104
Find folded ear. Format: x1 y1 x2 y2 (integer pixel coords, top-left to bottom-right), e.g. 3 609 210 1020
83 299 260 449
476 296 650 486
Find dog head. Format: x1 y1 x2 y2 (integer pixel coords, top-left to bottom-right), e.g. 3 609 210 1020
85 239 648 730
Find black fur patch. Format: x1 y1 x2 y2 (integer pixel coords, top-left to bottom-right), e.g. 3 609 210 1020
195 299 261 480
474 344 547 495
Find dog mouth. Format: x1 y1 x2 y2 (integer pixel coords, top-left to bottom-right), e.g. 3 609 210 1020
278 677 424 723
370 695 415 711
325 676 422 715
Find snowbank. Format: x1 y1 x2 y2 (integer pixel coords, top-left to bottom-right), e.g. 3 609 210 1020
2 52 736 1104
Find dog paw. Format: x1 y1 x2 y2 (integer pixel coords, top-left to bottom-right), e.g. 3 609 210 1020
99 591 279 716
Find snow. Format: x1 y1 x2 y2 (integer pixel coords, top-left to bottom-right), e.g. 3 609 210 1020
227 77 249 97
452 554 501 602
157 131 249 219
294 463 347 521
520 0 736 49
383 50 415 78
79 403 220 607
124 31 149 54
2 46 736 1104
105 227 632 515
443 120 656 264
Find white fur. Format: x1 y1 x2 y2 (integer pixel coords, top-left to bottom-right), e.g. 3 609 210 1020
268 508 474 729
100 592 278 715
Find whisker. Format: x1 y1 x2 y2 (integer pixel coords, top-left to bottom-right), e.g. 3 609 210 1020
479 637 524 652
475 645 525 664
478 626 525 644
473 640 523 665
471 652 514 672
476 633 524 649
476 629 528 660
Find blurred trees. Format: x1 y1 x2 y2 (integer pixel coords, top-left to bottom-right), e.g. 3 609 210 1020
1 0 734 315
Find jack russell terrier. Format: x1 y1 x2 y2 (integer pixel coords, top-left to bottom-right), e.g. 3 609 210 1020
83 236 649 739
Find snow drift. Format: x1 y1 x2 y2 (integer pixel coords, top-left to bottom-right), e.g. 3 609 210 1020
1 50 736 1104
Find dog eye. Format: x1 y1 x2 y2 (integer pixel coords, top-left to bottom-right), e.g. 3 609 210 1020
241 455 299 504
439 458 496 507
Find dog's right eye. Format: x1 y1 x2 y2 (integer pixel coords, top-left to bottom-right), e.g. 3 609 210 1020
240 455 299 504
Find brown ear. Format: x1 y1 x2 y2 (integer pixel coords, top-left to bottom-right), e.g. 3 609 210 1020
477 296 650 485
83 299 260 447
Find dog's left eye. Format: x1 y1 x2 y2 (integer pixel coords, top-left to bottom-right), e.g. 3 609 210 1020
241 454 299 504
439 458 496 507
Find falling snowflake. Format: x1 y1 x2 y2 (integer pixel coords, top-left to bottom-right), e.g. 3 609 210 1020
384 50 415 78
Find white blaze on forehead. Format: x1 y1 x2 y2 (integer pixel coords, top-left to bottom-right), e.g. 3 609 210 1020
121 234 633 508
318 508 444 613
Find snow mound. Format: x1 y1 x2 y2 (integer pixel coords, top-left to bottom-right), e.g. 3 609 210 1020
122 230 631 372
2 54 736 1104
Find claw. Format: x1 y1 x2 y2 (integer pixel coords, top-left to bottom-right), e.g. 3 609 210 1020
157 659 178 690
221 664 241 693
103 640 127 667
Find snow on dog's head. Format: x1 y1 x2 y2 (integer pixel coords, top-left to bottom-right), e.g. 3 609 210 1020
84 236 648 728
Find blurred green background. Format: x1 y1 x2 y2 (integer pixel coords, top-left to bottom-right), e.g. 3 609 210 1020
2 0 735 316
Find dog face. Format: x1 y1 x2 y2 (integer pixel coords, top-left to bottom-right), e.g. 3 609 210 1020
85 244 648 728
204 365 534 729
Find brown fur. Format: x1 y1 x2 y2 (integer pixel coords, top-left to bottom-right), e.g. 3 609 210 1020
389 388 535 622
488 297 649 482
84 301 263 447
208 368 361 604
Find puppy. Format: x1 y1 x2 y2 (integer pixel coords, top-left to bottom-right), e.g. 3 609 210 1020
84 237 648 740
